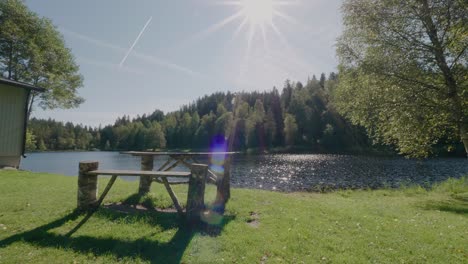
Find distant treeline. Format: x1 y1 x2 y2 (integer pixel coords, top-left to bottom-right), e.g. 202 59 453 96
28 72 379 154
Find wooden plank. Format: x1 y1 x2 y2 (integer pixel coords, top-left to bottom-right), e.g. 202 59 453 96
88 170 190 177
169 157 217 183
207 171 218 184
156 157 173 171
180 158 217 184
178 158 193 169
164 159 182 171
95 175 118 208
161 177 184 216
153 178 189 185
121 151 238 156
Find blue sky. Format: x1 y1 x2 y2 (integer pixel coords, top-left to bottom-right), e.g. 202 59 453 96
27 0 343 126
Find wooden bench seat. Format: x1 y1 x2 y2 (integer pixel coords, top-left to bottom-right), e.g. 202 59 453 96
88 170 191 185
88 170 191 178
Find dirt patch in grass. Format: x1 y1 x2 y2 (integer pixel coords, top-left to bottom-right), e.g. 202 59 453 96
247 211 260 228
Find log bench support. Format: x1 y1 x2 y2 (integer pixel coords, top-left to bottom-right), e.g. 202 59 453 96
77 161 99 211
139 156 154 195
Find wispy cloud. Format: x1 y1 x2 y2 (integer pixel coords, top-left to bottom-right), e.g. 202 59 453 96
131 52 199 77
60 27 200 77
119 16 153 67
60 27 124 53
77 57 153 76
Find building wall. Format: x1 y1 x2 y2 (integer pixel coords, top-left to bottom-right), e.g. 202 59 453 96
0 84 28 168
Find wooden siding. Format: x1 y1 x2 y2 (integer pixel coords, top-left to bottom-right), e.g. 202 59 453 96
0 84 28 156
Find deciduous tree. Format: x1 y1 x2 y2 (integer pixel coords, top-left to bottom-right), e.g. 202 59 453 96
0 0 84 117
336 0 468 157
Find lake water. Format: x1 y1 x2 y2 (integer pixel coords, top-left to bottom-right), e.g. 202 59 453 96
21 151 467 192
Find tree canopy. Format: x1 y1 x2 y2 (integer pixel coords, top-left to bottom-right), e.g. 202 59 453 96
0 0 83 116
335 0 468 157
27 73 465 156
27 74 392 155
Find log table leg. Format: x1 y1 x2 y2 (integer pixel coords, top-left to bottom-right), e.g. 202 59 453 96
221 155 231 202
214 156 231 213
139 156 154 195
78 161 99 211
186 164 208 226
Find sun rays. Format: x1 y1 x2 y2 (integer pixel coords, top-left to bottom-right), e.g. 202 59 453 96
227 0 275 26
174 0 304 89
218 0 298 50
198 0 300 85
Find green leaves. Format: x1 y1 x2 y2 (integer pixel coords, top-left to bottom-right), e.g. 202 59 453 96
0 0 84 112
336 0 468 158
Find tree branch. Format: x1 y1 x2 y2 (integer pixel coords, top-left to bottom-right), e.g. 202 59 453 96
449 44 467 69
27 92 36 120
7 41 12 79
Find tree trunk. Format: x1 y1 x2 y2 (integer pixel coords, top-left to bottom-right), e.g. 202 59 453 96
7 42 13 79
26 78 41 120
26 92 36 120
419 0 466 157
461 124 468 158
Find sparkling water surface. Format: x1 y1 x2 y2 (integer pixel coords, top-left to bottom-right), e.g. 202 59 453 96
21 152 467 192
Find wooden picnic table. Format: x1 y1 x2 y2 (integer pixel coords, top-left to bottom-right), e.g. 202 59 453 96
77 161 208 227
120 151 237 210
77 150 236 222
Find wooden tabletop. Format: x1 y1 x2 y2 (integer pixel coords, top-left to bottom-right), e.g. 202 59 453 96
121 151 238 156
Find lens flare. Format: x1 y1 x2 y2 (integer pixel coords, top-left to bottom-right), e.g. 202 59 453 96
210 135 228 174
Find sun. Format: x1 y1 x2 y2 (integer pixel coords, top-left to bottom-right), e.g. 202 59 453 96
223 0 294 30
240 0 275 26
216 0 296 47
186 0 299 82
187 0 298 51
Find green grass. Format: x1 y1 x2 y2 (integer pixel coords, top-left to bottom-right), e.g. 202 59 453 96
0 171 467 263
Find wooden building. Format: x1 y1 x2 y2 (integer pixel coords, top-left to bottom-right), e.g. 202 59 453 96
0 78 45 168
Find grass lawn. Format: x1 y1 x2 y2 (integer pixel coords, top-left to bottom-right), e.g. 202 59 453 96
0 170 467 263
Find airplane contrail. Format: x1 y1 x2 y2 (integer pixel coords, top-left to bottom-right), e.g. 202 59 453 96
119 16 153 67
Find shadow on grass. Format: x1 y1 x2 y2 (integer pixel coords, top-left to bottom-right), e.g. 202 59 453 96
122 193 152 206
422 196 468 215
0 195 235 264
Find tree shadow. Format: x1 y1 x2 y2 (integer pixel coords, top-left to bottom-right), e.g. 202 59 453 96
422 196 468 215
64 203 182 237
0 197 235 263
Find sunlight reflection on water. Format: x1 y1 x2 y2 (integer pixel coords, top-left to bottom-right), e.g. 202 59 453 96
21 152 467 192
230 154 467 192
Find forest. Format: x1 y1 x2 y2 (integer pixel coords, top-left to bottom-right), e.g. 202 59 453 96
26 72 464 157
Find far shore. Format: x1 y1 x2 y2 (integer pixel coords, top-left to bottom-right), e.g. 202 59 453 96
26 148 468 159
